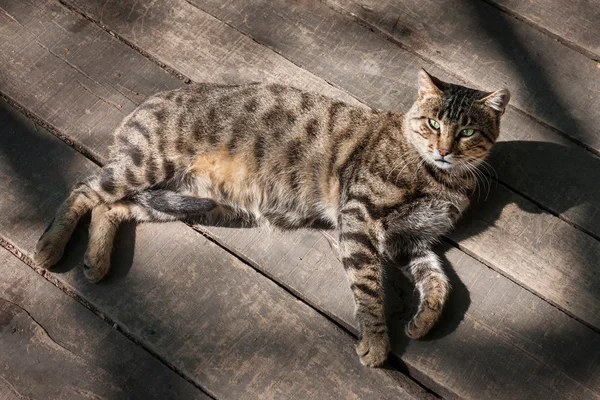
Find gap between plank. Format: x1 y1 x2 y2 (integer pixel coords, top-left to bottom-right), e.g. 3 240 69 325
187 225 441 398
0 235 219 400
0 92 103 167
6 0 599 340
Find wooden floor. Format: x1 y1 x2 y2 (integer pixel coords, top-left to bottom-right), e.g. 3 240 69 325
0 0 599 398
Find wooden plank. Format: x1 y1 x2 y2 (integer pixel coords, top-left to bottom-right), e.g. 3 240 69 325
485 0 600 59
320 0 600 152
1 0 599 398
54 0 600 335
0 104 425 398
0 248 209 400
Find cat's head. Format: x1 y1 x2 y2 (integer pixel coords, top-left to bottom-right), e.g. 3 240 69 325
406 69 510 172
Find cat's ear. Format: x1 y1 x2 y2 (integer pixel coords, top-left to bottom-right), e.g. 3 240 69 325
418 69 443 98
480 89 510 115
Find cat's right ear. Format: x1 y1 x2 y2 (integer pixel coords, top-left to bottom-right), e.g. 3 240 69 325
418 69 442 99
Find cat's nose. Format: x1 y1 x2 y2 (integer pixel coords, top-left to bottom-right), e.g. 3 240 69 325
438 148 450 157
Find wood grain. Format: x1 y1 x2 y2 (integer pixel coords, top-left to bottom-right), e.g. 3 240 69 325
51 0 600 332
0 101 424 399
485 0 600 59
0 248 209 400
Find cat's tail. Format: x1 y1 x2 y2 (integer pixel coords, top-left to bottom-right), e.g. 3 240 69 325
404 250 450 339
132 189 216 215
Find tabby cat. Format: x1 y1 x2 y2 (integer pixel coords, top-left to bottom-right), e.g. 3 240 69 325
34 70 509 367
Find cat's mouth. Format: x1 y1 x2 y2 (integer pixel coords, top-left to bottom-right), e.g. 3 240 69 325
432 158 453 170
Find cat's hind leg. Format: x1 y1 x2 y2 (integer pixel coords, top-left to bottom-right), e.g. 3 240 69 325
34 160 158 269
84 201 173 282
84 191 216 282
402 249 450 339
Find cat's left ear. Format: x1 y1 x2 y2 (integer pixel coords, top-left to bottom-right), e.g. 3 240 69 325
417 69 443 99
480 89 511 116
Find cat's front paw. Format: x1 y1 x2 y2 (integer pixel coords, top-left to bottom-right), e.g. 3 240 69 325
34 223 66 269
406 319 428 339
356 332 390 367
405 303 439 339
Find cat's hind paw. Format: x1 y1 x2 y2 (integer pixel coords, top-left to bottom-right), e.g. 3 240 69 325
34 222 67 269
83 242 111 283
356 332 390 367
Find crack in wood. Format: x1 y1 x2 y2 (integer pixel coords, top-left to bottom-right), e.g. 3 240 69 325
1 298 85 363
76 80 122 111
0 375 33 400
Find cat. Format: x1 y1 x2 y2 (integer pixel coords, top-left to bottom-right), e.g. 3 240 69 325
34 69 509 367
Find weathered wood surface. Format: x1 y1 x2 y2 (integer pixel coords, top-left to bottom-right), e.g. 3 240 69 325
0 248 209 400
485 0 600 59
322 0 600 152
0 3 597 397
1 0 599 398
0 101 424 399
0 379 20 400
41 0 600 331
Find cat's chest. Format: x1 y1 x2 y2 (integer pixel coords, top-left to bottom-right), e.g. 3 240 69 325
384 192 470 239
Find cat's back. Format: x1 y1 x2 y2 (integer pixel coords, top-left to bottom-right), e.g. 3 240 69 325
122 81 381 166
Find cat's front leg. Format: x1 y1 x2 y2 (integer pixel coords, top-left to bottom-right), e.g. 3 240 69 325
401 248 450 339
339 209 390 367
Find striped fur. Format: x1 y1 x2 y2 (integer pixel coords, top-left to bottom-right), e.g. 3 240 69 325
34 71 509 367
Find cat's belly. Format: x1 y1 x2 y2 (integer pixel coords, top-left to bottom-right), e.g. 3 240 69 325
188 148 262 217
187 149 339 228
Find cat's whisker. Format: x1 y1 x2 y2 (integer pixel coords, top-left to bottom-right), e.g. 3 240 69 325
466 160 492 201
474 162 492 201
479 159 499 187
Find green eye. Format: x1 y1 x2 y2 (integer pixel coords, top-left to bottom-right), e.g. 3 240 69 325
460 128 478 137
428 119 440 130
